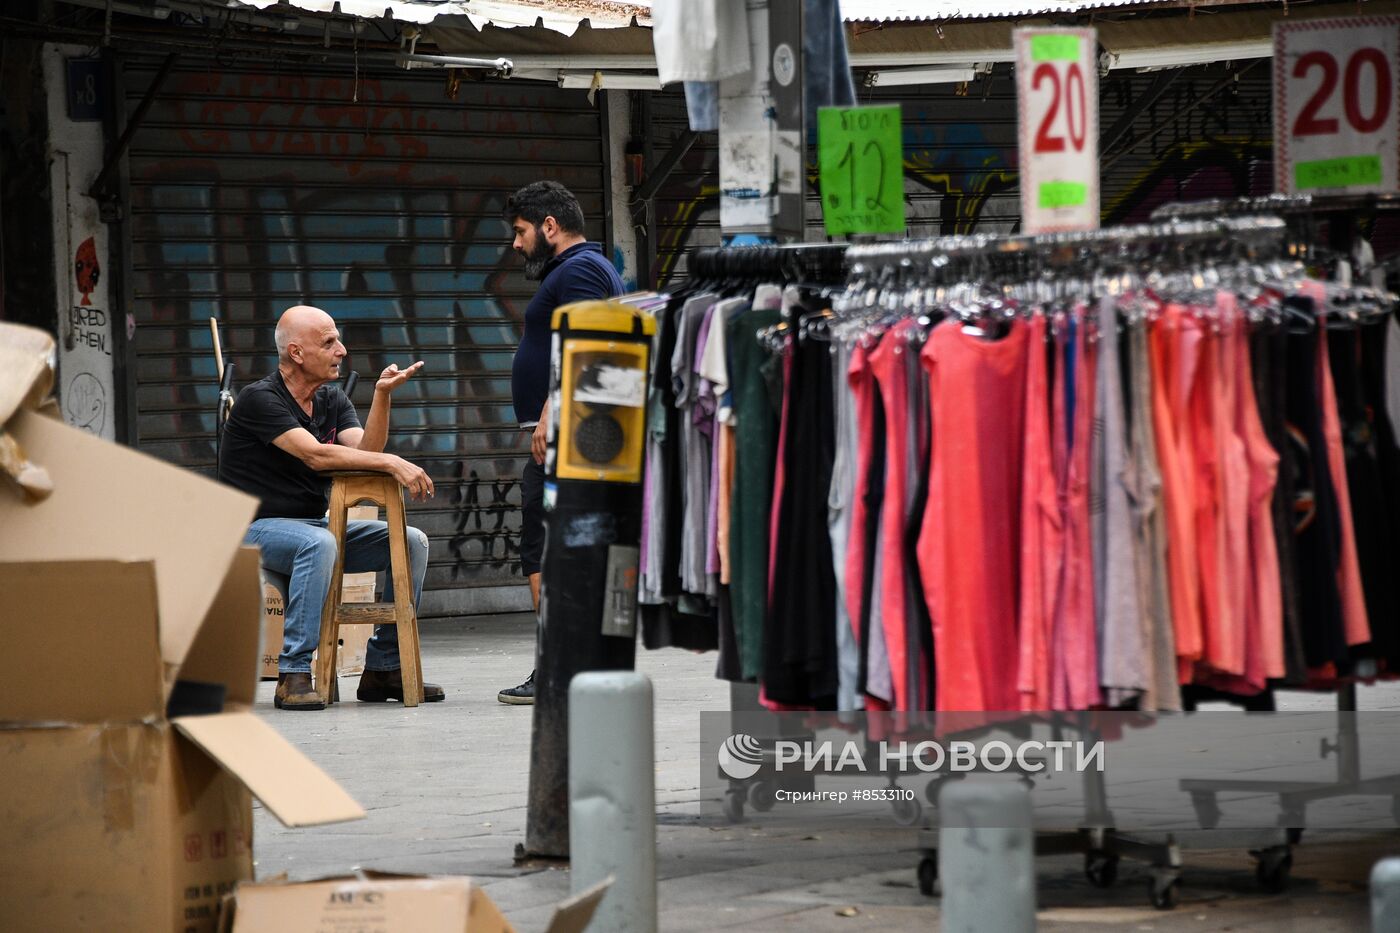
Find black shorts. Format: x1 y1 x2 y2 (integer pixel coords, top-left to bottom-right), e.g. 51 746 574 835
519 458 546 576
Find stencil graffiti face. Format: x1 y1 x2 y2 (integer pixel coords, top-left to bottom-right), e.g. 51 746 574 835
75 236 100 306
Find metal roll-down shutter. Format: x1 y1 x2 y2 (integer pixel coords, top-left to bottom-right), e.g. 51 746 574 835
123 55 608 616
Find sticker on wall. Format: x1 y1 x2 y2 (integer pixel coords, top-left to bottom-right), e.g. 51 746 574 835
63 371 106 435
75 236 100 306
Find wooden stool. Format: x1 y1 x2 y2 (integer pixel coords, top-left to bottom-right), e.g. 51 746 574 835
314 471 424 707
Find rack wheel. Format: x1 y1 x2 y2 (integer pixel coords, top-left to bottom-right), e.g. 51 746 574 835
723 790 746 823
891 795 922 827
1254 846 1292 894
1148 870 1181 910
748 779 777 813
1190 791 1221 830
1085 852 1120 888
917 856 938 897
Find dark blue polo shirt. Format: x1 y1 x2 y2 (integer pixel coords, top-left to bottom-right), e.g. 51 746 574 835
511 241 624 424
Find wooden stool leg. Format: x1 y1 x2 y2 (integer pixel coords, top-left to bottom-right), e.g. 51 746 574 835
386 488 424 707
316 481 349 705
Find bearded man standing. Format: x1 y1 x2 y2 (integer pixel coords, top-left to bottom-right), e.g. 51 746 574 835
497 181 624 705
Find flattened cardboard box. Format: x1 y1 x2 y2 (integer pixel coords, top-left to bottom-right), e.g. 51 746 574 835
221 874 611 933
0 409 366 933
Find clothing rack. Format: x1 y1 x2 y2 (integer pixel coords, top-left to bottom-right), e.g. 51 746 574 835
1150 192 1400 221
1152 193 1400 260
689 242 849 285
844 214 1289 269
689 206 1397 907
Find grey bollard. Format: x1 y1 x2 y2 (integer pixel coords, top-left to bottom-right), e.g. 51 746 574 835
1373 857 1400 931
569 671 658 932
938 781 1036 933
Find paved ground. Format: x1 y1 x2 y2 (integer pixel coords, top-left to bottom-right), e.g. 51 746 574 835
252 614 1400 931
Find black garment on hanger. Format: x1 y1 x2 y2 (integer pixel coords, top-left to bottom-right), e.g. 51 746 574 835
656 292 688 602
903 344 936 711
764 326 838 708
1328 326 1397 662
1357 319 1400 668
1250 325 1308 684
1283 303 1349 669
1181 684 1276 711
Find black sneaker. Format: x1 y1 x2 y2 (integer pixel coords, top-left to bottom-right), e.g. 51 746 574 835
498 671 535 705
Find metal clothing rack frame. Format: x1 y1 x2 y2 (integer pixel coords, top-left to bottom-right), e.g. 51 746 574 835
1149 190 1400 894
689 242 850 286
864 202 1396 909
1152 191 1400 260
843 213 1290 269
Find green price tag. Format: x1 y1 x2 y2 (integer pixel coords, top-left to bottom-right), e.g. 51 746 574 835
1031 34 1080 62
818 105 905 236
1038 181 1088 209
1295 154 1383 190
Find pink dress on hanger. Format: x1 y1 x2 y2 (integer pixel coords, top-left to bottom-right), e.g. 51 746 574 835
1203 294 1282 695
1214 295 1251 677
1149 304 1204 676
1017 315 1059 711
919 319 1028 711
844 341 892 711
1187 305 1234 678
1052 314 1099 710
844 342 875 641
1302 280 1373 648
869 324 916 711
1236 294 1285 689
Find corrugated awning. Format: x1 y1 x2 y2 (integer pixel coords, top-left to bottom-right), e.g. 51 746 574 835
233 0 1263 31
213 0 1397 73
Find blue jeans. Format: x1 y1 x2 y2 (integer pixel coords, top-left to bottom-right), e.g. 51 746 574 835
246 517 429 674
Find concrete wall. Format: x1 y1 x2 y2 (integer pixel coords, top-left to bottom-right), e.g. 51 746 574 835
43 43 117 440
606 89 639 292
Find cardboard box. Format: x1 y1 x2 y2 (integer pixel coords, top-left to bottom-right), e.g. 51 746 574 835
260 507 378 680
220 873 610 933
260 594 376 680
261 582 285 679
0 392 366 933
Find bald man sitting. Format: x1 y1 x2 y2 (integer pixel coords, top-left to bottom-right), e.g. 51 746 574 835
217 305 445 711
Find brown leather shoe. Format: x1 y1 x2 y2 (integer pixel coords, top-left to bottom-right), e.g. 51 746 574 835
274 672 325 711
357 668 445 703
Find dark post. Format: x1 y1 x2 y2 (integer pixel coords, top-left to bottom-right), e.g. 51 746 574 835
525 300 656 858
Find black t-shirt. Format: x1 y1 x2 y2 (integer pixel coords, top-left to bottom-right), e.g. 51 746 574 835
217 371 360 520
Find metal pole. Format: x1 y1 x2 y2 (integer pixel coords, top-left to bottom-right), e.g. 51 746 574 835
938 781 1036 933
570 671 657 932
1373 858 1400 931
525 307 650 858
716 0 804 242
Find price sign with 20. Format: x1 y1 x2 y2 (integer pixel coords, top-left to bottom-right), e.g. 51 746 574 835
1275 17 1400 195
1015 28 1100 233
